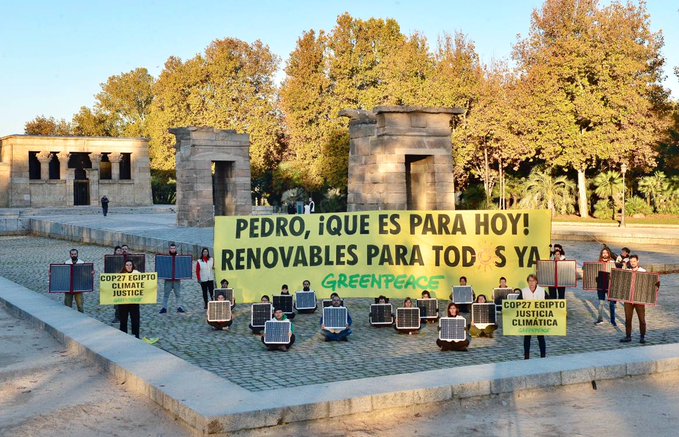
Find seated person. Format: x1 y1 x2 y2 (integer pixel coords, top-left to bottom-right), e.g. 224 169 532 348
437 303 470 351
219 279 236 309
395 297 422 335
469 294 498 338
295 279 317 314
261 307 295 352
419 290 438 323
249 295 271 335
278 284 296 319
454 276 474 313
369 295 394 326
207 291 233 331
320 296 352 341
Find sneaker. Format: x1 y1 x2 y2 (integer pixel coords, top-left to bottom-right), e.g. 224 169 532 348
640 336 646 344
620 336 632 343
177 307 186 313
159 308 167 314
594 320 604 325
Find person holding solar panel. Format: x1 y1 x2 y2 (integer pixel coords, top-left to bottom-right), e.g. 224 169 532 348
521 274 547 359
320 296 352 341
395 297 422 335
118 259 141 338
262 307 295 351
207 290 233 331
249 295 271 334
620 255 654 344
470 294 498 338
64 248 85 313
594 247 618 327
437 303 469 351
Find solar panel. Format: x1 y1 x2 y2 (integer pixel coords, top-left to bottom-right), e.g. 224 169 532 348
322 299 344 308
633 271 660 305
48 263 94 293
104 254 146 273
452 286 474 304
207 301 231 322
609 268 634 302
155 255 193 280
323 307 348 330
251 303 273 327
370 304 393 325
264 320 291 344
507 293 519 300
493 288 514 312
536 260 577 287
395 307 421 329
439 317 467 341
471 303 497 327
295 291 317 310
582 262 612 291
273 295 294 313
215 288 234 305
416 298 439 319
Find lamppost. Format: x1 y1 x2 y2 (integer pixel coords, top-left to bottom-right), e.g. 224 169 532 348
620 163 627 228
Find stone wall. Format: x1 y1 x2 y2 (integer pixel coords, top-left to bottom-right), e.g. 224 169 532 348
0 135 152 208
171 127 252 227
342 106 462 212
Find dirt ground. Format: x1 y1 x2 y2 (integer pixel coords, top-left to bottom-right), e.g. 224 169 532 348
3 306 679 437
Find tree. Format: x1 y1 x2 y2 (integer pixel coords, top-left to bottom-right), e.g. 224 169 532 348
593 170 623 220
513 0 670 218
147 38 284 177
638 171 669 212
24 115 72 135
519 167 576 215
95 67 155 137
71 106 115 136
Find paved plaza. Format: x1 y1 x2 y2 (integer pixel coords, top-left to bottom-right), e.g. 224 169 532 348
0 234 677 393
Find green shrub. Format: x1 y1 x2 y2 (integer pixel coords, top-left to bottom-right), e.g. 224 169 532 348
624 196 652 216
151 169 176 204
593 199 613 219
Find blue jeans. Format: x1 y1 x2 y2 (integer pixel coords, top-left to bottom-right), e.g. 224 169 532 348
163 280 183 309
322 328 351 341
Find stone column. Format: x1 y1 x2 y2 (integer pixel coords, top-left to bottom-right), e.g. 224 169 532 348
109 152 122 180
57 152 70 180
36 151 52 180
89 152 102 171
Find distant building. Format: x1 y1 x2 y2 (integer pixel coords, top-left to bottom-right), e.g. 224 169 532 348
0 135 152 208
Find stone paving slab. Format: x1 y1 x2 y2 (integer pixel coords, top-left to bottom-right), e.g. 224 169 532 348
4 275 679 434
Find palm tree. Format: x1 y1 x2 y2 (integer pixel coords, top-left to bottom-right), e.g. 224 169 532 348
593 171 623 220
519 167 576 215
638 172 669 212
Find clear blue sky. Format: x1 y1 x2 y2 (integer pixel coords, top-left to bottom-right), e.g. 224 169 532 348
1 0 677 135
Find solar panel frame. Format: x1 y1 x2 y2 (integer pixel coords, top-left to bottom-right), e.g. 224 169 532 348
295 291 317 310
395 307 421 330
273 295 294 314
323 306 348 330
416 298 439 319
215 288 234 305
452 286 474 304
439 317 467 342
471 303 497 328
537 260 577 287
207 301 232 322
493 288 514 312
155 255 193 280
507 293 519 300
48 263 94 293
370 304 393 325
251 303 273 328
104 254 146 273
263 320 291 344
582 261 612 291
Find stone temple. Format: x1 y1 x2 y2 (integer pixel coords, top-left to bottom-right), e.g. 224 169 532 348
0 135 152 208
341 106 463 212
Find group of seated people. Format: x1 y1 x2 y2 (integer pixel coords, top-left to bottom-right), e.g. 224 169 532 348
204 275 517 353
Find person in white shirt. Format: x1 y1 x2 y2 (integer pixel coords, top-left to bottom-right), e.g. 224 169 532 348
521 274 546 359
620 255 652 344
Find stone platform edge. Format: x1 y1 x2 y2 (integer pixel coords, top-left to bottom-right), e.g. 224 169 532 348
3 276 679 435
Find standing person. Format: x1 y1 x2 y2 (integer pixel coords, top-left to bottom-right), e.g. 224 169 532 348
320 296 352 341
521 274 546 359
64 249 85 313
308 197 315 213
118 260 141 338
437 303 470 351
196 247 215 309
594 247 618 326
620 255 651 344
101 195 109 216
548 244 567 300
615 247 631 269
303 201 311 214
159 243 186 314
